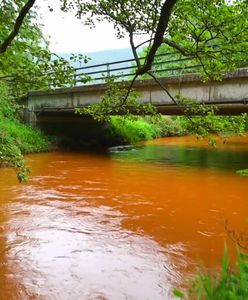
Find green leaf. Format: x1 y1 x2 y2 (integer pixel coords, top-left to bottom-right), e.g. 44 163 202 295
173 289 185 299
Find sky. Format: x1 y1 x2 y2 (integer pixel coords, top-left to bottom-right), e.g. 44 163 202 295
36 0 130 53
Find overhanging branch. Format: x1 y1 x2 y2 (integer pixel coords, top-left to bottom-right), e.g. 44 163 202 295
163 38 191 56
0 0 36 54
137 0 178 75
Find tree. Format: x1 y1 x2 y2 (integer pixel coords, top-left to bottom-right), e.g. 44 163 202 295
61 0 247 81
61 0 178 77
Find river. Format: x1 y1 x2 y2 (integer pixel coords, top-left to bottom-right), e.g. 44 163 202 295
0 135 248 299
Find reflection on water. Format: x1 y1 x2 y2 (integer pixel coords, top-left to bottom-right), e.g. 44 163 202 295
0 135 248 299
113 137 248 171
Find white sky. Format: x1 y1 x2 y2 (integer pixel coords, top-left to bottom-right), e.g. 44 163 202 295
36 0 130 53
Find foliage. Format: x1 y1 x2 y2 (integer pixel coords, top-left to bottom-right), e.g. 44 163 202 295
0 119 49 154
142 115 184 137
236 169 248 177
109 116 158 143
174 247 248 300
0 1 89 180
0 82 49 182
169 0 248 81
173 98 247 143
0 133 30 182
0 118 49 182
104 115 184 144
84 114 185 146
75 77 156 121
0 1 90 97
62 0 248 80
138 44 199 79
61 0 162 38
138 0 248 80
0 81 17 120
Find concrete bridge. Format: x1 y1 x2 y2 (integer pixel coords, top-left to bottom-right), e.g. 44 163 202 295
24 68 248 137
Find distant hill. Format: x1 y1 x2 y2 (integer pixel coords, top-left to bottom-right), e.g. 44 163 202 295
59 48 133 68
59 48 135 83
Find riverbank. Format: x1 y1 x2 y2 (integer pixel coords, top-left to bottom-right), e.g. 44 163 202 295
0 116 50 181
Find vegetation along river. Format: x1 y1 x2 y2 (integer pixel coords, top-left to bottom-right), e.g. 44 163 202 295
0 135 248 300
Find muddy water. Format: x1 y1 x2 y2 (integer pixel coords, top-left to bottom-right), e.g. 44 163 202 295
0 135 248 299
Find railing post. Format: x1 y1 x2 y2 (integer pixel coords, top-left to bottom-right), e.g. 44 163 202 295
106 63 110 77
150 63 155 75
74 72 77 86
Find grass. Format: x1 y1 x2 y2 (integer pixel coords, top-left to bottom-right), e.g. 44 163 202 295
174 247 248 300
0 119 49 153
107 115 184 144
0 81 51 181
109 116 158 143
236 169 248 177
0 118 50 182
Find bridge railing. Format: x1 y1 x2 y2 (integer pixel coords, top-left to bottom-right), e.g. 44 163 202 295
72 52 202 85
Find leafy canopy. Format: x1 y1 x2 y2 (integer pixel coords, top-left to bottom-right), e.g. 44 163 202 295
0 0 89 97
62 0 248 80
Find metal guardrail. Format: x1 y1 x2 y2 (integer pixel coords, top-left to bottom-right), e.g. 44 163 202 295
0 52 202 87
3 49 247 88
72 52 202 85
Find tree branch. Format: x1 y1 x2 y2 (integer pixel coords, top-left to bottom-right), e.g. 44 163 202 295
117 74 139 107
135 38 154 50
147 72 196 124
137 0 178 75
147 71 178 105
129 32 141 69
163 38 191 56
0 0 36 54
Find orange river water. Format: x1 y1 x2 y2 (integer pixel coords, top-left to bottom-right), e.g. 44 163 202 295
0 135 248 299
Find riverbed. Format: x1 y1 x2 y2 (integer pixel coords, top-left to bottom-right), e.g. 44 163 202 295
0 135 248 299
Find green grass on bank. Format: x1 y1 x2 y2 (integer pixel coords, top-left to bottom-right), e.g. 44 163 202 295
107 114 248 145
0 82 50 181
107 115 184 144
174 247 248 300
0 119 49 154
0 118 49 182
237 169 248 177
109 116 158 143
